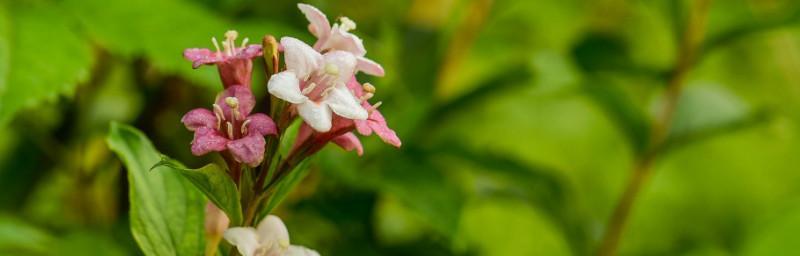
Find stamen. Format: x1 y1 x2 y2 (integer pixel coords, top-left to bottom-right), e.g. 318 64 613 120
241 119 251 135
362 83 376 93
372 101 383 110
222 41 232 57
224 30 238 56
213 104 225 121
360 93 374 102
302 83 318 95
241 37 249 49
233 109 241 122
226 122 234 139
211 37 221 56
321 86 335 97
339 17 356 31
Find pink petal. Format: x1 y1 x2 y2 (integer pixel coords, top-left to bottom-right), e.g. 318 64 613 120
245 113 277 136
216 85 256 117
191 127 229 156
227 134 266 167
367 110 401 147
182 108 217 131
183 48 223 68
356 57 385 77
216 58 253 89
332 132 364 156
238 45 263 60
297 3 331 39
346 76 365 97
354 119 372 135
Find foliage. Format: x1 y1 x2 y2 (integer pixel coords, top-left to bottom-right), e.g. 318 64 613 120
0 0 800 255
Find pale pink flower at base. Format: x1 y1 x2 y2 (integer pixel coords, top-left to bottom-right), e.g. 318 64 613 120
182 85 277 167
224 215 320 256
184 30 263 89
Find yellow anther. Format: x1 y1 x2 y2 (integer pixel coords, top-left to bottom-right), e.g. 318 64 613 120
339 17 356 31
362 83 376 93
224 97 239 109
224 30 238 41
324 63 339 76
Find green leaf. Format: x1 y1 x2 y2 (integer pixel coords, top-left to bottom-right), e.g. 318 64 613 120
0 214 53 255
259 160 311 220
0 1 93 125
106 122 205 256
152 156 243 226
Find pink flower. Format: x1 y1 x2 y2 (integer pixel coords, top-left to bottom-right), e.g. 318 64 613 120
182 85 277 167
297 3 385 77
289 77 400 157
267 37 368 132
184 30 263 89
346 77 401 148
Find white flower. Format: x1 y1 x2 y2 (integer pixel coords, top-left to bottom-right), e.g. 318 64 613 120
224 215 320 256
297 3 385 77
268 37 367 132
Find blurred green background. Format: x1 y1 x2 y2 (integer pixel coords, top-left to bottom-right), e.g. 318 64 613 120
2 0 800 255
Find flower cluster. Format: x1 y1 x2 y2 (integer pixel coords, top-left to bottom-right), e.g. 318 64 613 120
180 3 400 256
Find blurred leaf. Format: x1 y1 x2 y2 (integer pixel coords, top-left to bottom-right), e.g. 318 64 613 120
153 156 242 226
379 148 464 237
433 142 566 213
419 64 533 138
667 84 750 139
53 231 128 256
583 77 651 154
700 1 800 61
572 33 632 73
62 0 226 89
454 199 571 256
106 122 205 256
0 1 93 125
664 109 772 154
0 214 53 255
742 202 800 255
0 6 9 96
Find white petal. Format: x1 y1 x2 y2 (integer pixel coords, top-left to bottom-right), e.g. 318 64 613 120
284 245 320 256
256 215 291 251
323 86 368 120
323 51 357 84
268 71 307 104
281 37 322 79
297 3 330 39
322 28 367 56
223 227 260 256
297 101 333 132
356 56 385 77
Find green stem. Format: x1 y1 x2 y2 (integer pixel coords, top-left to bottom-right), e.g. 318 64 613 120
597 1 712 255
